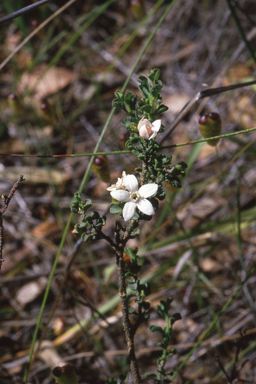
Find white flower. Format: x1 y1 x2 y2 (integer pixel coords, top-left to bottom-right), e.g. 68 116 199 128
138 117 161 140
107 171 127 191
110 174 158 221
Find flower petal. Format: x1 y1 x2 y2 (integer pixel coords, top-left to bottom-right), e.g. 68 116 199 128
137 198 155 216
124 174 138 192
123 201 137 221
148 131 158 140
111 190 130 202
107 185 116 191
139 183 158 198
138 118 151 130
152 119 161 132
138 124 150 139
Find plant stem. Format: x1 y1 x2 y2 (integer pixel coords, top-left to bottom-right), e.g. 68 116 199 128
116 249 142 384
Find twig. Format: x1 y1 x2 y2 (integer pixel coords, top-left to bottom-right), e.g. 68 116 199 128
0 174 25 271
0 0 50 25
115 221 142 384
116 249 141 384
0 0 78 72
225 0 256 63
215 353 232 384
159 79 256 144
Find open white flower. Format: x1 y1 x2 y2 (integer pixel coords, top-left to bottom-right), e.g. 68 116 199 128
110 174 158 221
107 171 127 191
138 117 161 140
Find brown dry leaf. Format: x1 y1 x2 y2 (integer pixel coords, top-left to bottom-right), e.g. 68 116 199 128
18 64 77 100
200 257 220 272
2 245 32 274
0 166 70 184
6 32 22 51
197 142 217 160
0 138 25 154
164 93 190 116
93 180 110 197
223 63 251 85
151 42 198 67
15 277 47 307
229 95 256 129
177 196 226 229
31 218 59 238
175 318 198 343
36 340 62 366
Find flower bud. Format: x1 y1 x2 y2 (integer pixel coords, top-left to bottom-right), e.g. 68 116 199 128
198 112 222 146
7 93 24 115
52 317 65 335
130 0 145 19
91 155 110 182
138 117 161 140
40 100 56 124
119 131 130 149
31 18 45 38
40 205 50 220
123 252 131 265
52 362 78 384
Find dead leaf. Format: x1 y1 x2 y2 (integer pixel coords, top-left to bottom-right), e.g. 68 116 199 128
223 63 251 85
0 166 70 184
36 340 62 366
200 257 220 272
18 64 77 100
32 218 59 238
164 93 190 115
15 278 47 307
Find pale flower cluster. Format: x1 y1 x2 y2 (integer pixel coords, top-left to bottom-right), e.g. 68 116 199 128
107 171 127 191
108 173 158 221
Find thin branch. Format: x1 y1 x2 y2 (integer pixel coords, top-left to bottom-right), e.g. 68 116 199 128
0 0 51 25
159 79 256 144
0 0 78 72
225 0 256 63
0 175 25 271
116 248 142 384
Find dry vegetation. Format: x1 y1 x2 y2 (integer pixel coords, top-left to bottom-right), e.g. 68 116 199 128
0 0 256 383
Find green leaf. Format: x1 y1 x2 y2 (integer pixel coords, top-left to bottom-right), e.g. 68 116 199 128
124 247 138 260
128 281 139 291
110 204 122 214
112 100 126 111
151 83 162 98
81 233 92 243
128 305 137 314
139 282 151 296
140 104 152 113
88 211 100 220
124 90 137 111
157 104 169 114
115 90 124 99
52 364 78 384
141 301 150 310
170 312 182 325
105 379 118 384
148 68 161 83
137 75 148 85
70 192 82 212
130 228 140 238
139 84 151 99
149 325 164 334
144 372 157 378
122 116 137 132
